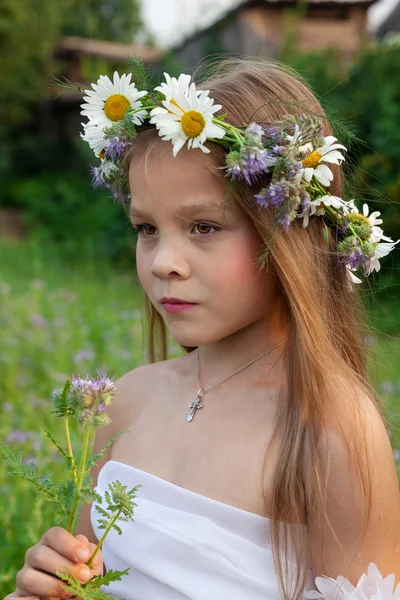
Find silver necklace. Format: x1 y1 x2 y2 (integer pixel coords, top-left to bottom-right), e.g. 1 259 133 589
186 339 285 422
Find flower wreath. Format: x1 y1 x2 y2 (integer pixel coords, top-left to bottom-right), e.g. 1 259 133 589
79 70 399 285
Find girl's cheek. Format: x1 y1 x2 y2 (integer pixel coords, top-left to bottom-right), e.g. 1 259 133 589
136 253 150 288
212 247 260 287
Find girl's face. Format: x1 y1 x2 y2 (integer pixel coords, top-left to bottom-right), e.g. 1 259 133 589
129 143 282 348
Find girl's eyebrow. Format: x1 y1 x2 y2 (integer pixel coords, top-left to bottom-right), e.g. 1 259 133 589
129 202 223 219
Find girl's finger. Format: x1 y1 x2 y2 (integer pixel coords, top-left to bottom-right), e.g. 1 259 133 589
16 567 75 599
40 528 91 565
29 543 92 584
74 535 88 546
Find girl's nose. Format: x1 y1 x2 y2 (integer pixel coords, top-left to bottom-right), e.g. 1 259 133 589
150 239 190 279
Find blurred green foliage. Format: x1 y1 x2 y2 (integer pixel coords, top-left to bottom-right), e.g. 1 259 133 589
0 0 142 136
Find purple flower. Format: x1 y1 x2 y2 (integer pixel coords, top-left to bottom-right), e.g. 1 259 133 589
276 213 292 232
30 314 48 328
97 404 106 412
8 430 32 443
246 123 265 138
287 161 302 178
347 247 366 269
105 137 129 161
241 147 276 182
254 183 288 209
266 125 286 144
225 151 243 180
90 165 106 190
71 373 115 400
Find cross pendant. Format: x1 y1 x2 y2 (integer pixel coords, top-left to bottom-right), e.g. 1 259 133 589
187 388 205 422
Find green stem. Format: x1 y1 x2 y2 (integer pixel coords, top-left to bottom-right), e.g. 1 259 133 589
213 119 245 145
67 426 92 534
308 177 362 243
323 205 360 241
65 416 77 486
86 507 123 569
129 103 157 116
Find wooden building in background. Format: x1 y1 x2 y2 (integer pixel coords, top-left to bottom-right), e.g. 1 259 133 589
43 37 163 139
172 0 377 67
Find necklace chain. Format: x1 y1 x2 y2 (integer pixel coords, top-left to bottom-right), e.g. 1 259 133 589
196 339 285 392
186 339 285 422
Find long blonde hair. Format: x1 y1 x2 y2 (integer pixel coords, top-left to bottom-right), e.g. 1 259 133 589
125 58 383 599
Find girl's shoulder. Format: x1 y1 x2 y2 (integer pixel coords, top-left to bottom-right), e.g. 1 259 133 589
111 354 192 424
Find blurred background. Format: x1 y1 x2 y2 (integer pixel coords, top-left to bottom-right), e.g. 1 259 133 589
1 0 400 591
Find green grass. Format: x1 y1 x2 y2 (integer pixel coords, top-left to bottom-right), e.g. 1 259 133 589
0 238 399 595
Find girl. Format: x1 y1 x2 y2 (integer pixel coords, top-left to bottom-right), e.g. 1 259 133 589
7 58 400 600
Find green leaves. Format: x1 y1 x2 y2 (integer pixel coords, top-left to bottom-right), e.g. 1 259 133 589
57 567 130 600
95 479 141 535
51 380 74 418
124 55 153 91
0 443 58 503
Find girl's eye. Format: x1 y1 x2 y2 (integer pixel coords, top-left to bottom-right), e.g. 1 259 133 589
195 222 219 235
132 222 220 237
132 224 156 236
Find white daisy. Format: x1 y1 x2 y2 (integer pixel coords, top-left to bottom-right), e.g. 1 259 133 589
81 72 148 129
346 267 363 285
154 72 192 102
298 195 353 228
304 562 400 600
149 77 225 156
81 123 106 157
300 136 346 187
366 237 399 276
100 158 119 180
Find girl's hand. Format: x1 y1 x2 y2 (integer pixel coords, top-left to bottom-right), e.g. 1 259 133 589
5 528 103 600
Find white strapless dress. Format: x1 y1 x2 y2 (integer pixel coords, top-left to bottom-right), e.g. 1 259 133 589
91 460 315 600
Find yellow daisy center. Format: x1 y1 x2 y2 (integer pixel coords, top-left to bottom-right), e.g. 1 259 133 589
302 151 322 169
181 110 206 138
347 213 371 228
98 151 105 159
104 94 130 122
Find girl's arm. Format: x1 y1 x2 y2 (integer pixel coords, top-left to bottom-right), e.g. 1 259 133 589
308 398 400 582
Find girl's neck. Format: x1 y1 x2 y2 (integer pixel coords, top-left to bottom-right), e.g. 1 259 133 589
195 315 287 389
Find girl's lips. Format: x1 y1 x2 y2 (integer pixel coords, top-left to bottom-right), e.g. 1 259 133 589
161 302 197 313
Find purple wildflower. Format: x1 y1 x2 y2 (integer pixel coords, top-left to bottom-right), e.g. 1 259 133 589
347 247 366 269
276 213 292 232
272 145 287 156
299 190 311 211
287 161 302 178
90 165 106 190
97 404 106 412
8 430 31 443
105 137 129 161
225 151 243 180
71 373 116 399
246 123 265 138
30 314 48 328
254 182 289 209
266 125 286 144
